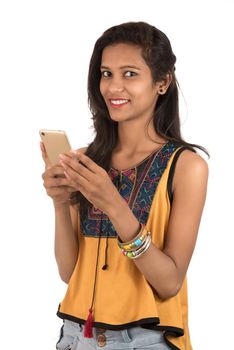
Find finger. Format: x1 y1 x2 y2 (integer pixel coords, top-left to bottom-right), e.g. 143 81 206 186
59 159 91 184
45 176 72 188
40 142 52 169
66 177 87 197
64 168 89 191
71 151 101 174
42 165 65 180
67 187 78 193
46 187 71 198
59 151 103 180
63 166 90 190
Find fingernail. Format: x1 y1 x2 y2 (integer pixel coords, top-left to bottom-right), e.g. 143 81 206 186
64 171 70 179
74 150 81 156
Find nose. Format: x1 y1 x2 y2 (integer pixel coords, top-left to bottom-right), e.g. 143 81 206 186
107 77 124 93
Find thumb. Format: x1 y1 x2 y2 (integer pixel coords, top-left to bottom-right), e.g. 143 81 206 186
40 142 51 169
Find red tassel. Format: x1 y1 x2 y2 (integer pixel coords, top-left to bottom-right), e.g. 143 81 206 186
84 308 94 338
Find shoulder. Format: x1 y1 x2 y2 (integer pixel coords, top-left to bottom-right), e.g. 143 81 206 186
175 149 208 173
172 149 209 192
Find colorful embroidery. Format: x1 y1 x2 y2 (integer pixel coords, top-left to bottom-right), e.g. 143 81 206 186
80 141 179 237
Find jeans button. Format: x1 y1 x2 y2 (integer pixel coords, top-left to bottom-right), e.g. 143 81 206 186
97 333 106 347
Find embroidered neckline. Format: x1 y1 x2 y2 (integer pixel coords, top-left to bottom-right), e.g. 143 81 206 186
109 141 170 173
81 140 180 238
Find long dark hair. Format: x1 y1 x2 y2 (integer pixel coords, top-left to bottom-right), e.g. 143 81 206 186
71 21 209 215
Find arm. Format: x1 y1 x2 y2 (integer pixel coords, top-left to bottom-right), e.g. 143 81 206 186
108 150 209 300
41 143 87 284
53 147 87 283
54 203 79 284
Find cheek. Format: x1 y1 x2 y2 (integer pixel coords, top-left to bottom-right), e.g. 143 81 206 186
134 85 158 107
134 78 151 91
132 83 154 99
99 80 106 97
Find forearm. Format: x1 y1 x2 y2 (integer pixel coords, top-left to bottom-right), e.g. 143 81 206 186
54 203 79 283
107 199 180 300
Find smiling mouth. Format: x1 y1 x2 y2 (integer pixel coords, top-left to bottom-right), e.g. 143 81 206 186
109 99 130 108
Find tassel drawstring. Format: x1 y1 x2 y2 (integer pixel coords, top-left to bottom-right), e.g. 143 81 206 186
102 235 109 270
101 173 120 271
84 233 101 338
84 173 121 337
84 308 94 338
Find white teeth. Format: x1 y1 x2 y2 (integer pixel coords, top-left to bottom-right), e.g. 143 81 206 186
111 99 128 105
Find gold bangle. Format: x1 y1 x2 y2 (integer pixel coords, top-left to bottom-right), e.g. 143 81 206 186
130 234 152 259
117 223 148 252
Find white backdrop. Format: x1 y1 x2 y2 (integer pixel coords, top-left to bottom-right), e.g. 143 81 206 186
0 0 233 349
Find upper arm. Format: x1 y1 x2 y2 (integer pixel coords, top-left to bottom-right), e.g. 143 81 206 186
163 150 209 286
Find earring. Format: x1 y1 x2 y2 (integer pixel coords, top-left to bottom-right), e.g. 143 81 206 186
159 88 164 94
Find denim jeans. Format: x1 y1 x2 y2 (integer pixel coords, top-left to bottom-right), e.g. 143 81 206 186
56 319 171 350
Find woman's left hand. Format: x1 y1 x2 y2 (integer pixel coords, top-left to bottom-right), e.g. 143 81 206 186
59 150 123 215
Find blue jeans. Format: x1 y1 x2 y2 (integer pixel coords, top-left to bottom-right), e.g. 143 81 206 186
56 320 171 350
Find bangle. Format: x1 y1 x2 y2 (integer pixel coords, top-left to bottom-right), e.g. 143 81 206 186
117 223 148 252
130 234 152 259
121 233 151 259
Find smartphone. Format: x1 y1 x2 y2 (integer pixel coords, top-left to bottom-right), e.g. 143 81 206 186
39 129 71 166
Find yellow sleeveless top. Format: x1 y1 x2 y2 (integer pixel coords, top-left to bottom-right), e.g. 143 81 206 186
57 141 193 350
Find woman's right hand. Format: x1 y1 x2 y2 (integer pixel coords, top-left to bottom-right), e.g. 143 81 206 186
40 142 74 206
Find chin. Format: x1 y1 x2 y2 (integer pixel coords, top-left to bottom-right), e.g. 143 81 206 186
109 115 129 123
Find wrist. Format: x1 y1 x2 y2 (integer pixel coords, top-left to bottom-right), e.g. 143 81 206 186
107 196 127 220
107 198 141 242
53 201 70 211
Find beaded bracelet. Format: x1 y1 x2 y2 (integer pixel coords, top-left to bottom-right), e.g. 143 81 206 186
121 233 151 259
117 223 148 252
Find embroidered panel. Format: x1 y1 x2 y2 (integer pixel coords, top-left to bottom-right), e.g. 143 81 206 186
80 141 179 237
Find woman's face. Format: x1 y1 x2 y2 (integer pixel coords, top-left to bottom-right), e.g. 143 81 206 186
100 43 160 124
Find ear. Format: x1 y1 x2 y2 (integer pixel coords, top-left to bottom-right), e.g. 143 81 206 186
156 73 173 95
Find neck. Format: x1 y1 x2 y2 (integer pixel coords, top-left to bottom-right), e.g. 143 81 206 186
114 119 166 154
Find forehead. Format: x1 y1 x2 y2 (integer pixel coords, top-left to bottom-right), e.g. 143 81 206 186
101 43 146 67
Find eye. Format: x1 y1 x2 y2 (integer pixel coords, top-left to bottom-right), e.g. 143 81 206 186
124 71 137 77
101 71 111 78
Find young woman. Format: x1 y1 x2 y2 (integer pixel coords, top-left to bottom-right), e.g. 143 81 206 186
41 21 209 350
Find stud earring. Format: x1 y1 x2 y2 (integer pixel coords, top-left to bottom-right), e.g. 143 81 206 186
159 88 164 94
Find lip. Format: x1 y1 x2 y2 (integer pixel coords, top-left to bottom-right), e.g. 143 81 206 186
108 98 130 108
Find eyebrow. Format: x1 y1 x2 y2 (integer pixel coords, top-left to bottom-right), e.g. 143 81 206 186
100 65 141 70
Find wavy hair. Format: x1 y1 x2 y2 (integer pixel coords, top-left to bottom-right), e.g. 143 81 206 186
70 21 209 215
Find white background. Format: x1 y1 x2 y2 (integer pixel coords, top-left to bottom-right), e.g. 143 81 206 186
0 0 233 349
